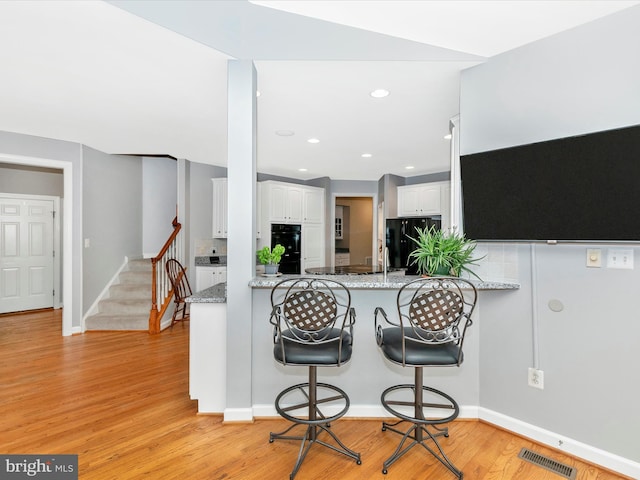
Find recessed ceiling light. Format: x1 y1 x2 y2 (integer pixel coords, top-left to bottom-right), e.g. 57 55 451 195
298 168 308 172
256 90 261 97
370 89 390 98
307 138 320 144
275 130 295 136
444 134 452 140
361 153 372 158
405 165 415 170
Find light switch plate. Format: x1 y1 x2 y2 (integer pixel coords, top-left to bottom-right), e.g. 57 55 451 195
607 249 634 269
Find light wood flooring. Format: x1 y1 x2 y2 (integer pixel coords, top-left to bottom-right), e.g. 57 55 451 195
0 309 630 480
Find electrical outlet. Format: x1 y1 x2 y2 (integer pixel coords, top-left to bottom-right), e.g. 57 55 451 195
528 368 544 390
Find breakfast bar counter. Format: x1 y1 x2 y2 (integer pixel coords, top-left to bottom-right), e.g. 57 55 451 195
186 273 519 419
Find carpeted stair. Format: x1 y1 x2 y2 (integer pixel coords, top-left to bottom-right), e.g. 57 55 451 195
85 259 152 331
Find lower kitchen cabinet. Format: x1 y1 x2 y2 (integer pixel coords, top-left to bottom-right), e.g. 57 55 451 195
195 266 227 291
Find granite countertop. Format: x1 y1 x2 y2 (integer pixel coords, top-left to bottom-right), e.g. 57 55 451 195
186 275 519 304
186 282 227 303
195 256 227 266
248 274 519 290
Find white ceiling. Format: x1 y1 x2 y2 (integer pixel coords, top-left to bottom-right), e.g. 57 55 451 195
1 1 638 180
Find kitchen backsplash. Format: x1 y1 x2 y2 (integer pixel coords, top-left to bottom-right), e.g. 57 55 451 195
195 238 227 255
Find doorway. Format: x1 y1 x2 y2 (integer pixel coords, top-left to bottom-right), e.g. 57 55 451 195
334 196 375 267
0 154 73 336
0 194 60 314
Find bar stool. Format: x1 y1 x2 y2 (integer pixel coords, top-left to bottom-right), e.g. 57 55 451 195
374 277 477 478
268 277 361 480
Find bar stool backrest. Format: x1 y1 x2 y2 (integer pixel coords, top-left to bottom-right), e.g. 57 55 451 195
399 277 477 348
271 277 353 345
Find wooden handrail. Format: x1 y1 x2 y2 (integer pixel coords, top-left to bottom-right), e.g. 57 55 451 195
149 216 182 334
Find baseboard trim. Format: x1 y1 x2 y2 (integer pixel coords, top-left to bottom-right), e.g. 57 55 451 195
223 407 254 423
478 408 640 479
248 403 638 477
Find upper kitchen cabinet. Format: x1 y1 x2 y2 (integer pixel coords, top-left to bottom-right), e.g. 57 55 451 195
261 181 303 223
302 187 324 223
397 181 448 217
261 181 324 225
212 178 262 238
212 178 228 238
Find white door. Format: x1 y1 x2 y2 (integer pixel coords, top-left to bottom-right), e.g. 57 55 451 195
0 197 54 313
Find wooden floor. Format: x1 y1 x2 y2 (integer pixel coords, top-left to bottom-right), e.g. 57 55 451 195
0 309 630 480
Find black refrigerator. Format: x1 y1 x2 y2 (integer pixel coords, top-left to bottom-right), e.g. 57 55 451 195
386 217 441 275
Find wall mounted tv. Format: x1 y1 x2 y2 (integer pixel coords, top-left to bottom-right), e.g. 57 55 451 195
460 124 640 242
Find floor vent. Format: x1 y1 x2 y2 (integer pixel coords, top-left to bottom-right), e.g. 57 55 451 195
518 448 577 479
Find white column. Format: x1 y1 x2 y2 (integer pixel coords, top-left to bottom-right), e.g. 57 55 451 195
225 60 257 421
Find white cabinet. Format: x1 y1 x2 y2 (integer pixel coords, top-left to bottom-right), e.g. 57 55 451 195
212 178 228 238
302 188 324 223
398 183 441 216
262 182 303 223
260 181 326 272
261 181 324 225
302 223 324 270
195 266 227 291
335 253 350 266
335 205 344 239
255 182 262 238
212 178 261 238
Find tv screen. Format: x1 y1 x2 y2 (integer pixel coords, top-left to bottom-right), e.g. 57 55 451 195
460 124 640 242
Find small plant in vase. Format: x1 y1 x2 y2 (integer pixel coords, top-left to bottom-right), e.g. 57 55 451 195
257 244 286 275
407 225 483 280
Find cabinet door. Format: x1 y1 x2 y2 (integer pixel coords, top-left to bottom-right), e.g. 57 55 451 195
195 267 216 291
287 187 303 222
302 223 324 271
212 178 228 238
267 183 288 222
418 185 441 215
302 188 323 223
255 182 262 238
398 186 421 216
216 267 227 284
398 183 442 216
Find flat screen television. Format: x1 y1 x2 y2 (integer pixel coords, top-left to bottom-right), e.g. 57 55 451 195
460 124 640 242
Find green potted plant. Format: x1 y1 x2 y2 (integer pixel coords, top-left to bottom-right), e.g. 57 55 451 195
407 225 483 279
257 244 286 275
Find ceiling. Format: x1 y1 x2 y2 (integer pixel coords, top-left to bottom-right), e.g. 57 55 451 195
1 1 638 181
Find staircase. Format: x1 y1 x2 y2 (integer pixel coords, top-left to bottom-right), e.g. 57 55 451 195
85 259 152 331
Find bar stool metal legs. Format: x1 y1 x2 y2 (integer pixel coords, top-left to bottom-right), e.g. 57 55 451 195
380 367 462 478
269 366 362 480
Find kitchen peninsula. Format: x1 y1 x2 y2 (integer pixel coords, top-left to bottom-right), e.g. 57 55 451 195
186 274 519 419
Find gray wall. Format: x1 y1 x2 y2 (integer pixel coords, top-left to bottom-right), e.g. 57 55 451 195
142 156 177 257
460 7 640 462
187 161 227 273
82 146 142 315
0 163 64 196
0 130 83 333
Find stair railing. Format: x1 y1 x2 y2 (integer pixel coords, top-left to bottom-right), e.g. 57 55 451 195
149 217 183 334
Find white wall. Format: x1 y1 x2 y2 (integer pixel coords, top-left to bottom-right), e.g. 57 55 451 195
460 5 640 468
